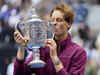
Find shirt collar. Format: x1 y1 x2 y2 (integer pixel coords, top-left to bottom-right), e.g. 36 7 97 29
54 33 72 49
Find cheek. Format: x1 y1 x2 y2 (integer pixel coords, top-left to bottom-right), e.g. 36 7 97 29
59 23 68 32
54 23 68 32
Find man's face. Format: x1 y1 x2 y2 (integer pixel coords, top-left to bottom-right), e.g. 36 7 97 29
51 10 69 37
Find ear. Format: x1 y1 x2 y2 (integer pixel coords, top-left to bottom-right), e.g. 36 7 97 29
65 16 72 25
65 16 72 30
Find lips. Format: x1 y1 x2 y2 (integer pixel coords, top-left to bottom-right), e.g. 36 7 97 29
54 29 57 32
54 30 59 34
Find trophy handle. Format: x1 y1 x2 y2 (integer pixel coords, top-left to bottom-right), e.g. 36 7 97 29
16 21 29 37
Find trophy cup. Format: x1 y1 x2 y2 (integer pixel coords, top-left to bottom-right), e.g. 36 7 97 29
16 6 54 68
27 7 47 68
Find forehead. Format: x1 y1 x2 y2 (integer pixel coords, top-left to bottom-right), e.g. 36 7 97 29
51 10 64 18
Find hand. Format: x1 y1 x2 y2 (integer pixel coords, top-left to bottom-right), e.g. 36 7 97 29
45 39 57 58
45 39 63 72
14 30 29 46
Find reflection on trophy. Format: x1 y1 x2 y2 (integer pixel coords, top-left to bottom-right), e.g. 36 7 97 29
16 6 53 68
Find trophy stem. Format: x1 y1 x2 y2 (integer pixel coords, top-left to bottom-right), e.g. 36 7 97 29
28 47 46 68
33 47 40 60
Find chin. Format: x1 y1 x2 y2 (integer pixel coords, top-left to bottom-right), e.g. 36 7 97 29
54 32 59 35
55 32 61 37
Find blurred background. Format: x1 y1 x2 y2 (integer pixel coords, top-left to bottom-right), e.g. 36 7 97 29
0 0 100 75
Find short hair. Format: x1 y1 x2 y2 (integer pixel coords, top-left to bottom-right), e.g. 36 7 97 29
50 3 74 24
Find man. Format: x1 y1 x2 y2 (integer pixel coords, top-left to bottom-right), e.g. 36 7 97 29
14 3 87 75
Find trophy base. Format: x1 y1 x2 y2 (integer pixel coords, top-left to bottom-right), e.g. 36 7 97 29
28 60 46 68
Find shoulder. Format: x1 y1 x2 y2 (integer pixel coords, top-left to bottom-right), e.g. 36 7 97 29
70 42 87 58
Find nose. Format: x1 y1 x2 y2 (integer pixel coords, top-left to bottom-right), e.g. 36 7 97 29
52 20 57 26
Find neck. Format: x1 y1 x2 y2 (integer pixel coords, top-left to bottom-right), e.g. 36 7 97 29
54 32 68 41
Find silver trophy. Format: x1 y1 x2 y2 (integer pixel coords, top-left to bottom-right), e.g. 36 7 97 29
16 7 53 68
27 8 47 68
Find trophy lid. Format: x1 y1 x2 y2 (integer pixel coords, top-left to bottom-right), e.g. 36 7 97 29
27 7 41 22
31 7 39 18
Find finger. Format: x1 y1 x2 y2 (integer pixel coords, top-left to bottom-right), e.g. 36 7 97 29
14 30 20 34
14 31 19 37
14 30 21 39
44 40 50 46
15 30 24 38
17 36 22 41
14 32 19 40
15 35 22 42
17 31 25 40
16 37 24 44
14 33 24 43
46 39 55 44
15 38 20 43
47 38 53 40
47 40 56 46
14 35 18 41
15 34 21 41
45 44 51 49
47 39 53 43
45 41 52 46
47 40 51 44
45 42 55 49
